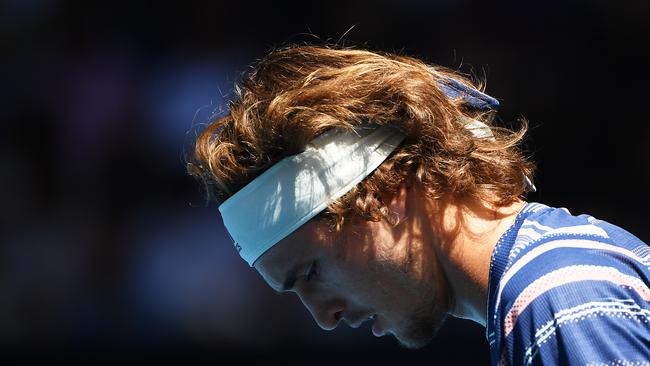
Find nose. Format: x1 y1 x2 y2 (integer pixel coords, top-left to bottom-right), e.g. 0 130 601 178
295 289 345 331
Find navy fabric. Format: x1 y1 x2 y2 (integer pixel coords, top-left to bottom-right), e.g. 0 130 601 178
487 202 650 365
437 77 500 111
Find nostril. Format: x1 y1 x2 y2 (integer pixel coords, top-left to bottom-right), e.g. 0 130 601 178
334 311 343 322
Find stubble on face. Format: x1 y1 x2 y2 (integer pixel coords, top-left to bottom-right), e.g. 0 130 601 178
360 239 450 350
393 296 450 350
379 223 452 350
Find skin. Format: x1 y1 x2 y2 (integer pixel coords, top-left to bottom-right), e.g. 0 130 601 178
254 178 526 349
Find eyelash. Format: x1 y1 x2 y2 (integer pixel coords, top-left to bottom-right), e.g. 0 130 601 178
305 261 318 282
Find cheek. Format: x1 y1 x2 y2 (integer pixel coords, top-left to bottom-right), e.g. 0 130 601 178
340 261 397 303
321 258 376 300
327 237 399 299
333 240 373 267
326 251 373 289
333 222 386 263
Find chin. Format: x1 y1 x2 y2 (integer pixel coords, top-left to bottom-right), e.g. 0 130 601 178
394 333 433 350
394 311 449 350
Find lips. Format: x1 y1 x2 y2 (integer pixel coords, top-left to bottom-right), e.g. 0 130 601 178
371 314 385 337
345 313 386 337
346 313 376 329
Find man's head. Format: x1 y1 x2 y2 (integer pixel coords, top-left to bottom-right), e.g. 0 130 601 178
187 44 534 347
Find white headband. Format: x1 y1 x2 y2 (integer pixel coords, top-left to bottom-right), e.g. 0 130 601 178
219 118 497 266
218 123 406 266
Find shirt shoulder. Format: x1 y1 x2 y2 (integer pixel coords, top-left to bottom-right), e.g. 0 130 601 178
493 203 650 365
505 203 648 272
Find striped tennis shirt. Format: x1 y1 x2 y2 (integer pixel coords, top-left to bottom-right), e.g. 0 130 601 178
487 202 650 365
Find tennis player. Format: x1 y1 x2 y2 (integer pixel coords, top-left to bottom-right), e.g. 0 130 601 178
187 44 650 365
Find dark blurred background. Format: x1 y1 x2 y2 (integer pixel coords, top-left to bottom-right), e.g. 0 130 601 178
2 0 649 364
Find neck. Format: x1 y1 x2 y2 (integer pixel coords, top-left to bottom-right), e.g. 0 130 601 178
425 196 526 327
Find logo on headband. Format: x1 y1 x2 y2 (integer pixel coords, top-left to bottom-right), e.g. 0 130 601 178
234 243 242 253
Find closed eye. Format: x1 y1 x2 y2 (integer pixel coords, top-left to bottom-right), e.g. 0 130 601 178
305 260 318 282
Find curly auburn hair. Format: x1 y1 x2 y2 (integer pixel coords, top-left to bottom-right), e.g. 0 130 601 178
187 44 535 232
